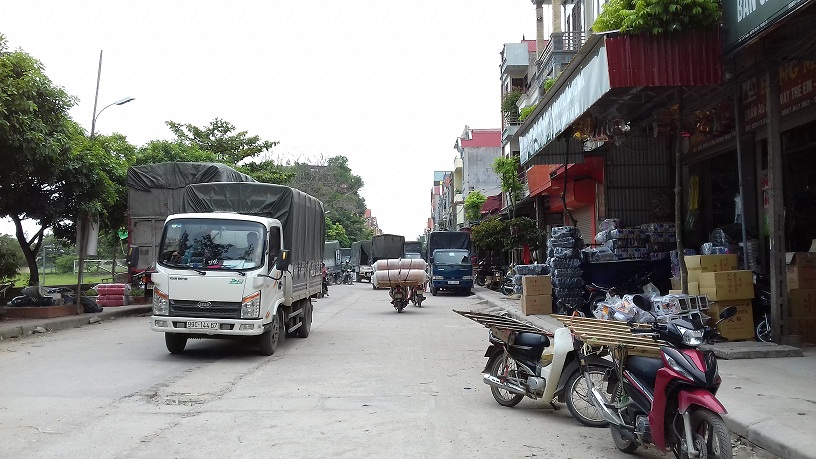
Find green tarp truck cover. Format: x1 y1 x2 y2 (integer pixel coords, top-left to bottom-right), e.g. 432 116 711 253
427 231 471 259
182 182 325 265
127 162 255 218
351 240 372 266
371 234 405 262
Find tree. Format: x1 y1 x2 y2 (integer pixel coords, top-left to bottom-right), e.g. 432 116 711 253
464 191 487 222
325 218 350 247
286 156 371 242
471 217 508 254
133 140 216 165
0 234 24 282
493 156 524 219
166 118 279 165
0 36 82 285
238 159 295 184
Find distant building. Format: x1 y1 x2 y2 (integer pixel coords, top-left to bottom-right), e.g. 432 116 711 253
364 208 381 235
454 126 502 228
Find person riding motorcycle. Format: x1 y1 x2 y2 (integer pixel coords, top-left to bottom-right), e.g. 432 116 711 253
321 262 330 297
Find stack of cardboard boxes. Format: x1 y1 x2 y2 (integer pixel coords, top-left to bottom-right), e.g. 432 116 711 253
680 254 756 341
521 276 552 315
786 250 816 344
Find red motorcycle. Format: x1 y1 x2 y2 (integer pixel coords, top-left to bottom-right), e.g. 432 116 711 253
579 303 737 458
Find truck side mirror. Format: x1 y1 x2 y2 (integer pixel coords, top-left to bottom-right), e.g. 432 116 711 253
275 250 291 272
126 246 139 268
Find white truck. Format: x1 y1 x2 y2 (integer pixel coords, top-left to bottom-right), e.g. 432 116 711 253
149 182 325 355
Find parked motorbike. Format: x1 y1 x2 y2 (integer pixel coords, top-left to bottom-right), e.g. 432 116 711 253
389 284 409 312
753 272 772 342
482 325 613 427
584 268 659 316
321 274 330 297
500 268 515 296
475 261 491 287
580 303 737 458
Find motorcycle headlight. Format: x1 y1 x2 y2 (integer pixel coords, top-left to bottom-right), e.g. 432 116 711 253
241 292 261 319
676 324 704 346
153 288 169 316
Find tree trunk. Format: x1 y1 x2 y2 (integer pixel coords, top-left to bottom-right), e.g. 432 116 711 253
12 215 44 286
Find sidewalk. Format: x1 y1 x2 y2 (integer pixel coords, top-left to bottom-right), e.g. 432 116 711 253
470 286 816 459
0 304 151 340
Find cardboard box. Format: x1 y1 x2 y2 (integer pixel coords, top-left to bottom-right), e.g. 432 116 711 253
786 252 816 290
709 299 755 341
685 254 738 284
669 280 699 295
521 294 552 315
698 270 754 301
521 275 552 296
787 317 816 345
788 289 816 317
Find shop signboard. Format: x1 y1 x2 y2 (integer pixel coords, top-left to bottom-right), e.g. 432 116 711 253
742 61 816 131
723 0 810 52
520 45 611 165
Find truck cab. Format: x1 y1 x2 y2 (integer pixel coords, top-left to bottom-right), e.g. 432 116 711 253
150 213 313 356
429 248 473 296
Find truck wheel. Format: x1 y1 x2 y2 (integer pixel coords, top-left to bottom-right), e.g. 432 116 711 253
165 333 187 354
295 300 312 338
431 287 437 296
259 313 281 356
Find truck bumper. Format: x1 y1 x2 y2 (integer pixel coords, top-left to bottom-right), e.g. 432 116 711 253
431 279 473 289
151 316 266 336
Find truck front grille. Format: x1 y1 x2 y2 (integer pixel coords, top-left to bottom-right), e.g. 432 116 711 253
170 300 241 319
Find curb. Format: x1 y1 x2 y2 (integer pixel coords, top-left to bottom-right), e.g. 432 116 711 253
0 305 152 340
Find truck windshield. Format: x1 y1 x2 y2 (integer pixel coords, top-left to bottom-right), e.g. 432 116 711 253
159 218 266 270
434 251 470 265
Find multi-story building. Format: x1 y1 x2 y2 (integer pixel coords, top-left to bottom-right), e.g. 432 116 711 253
430 170 451 231
453 126 502 227
363 208 381 236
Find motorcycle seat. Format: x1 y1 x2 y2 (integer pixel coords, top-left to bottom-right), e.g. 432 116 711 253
626 355 662 391
512 332 550 351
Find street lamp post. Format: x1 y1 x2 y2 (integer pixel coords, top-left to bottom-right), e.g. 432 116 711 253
75 49 134 309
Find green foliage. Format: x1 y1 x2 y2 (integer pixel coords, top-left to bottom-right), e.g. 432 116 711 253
507 217 545 251
471 217 508 253
55 254 77 274
464 191 487 221
544 76 558 92
592 0 721 35
0 234 23 281
238 159 295 184
0 36 82 285
166 118 279 165
286 156 370 242
325 218 351 247
501 89 522 119
133 140 216 165
492 156 524 218
519 105 537 122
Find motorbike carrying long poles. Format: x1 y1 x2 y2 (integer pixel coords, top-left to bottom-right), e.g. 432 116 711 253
557 310 736 459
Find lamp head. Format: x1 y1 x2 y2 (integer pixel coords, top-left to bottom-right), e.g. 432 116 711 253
115 97 135 105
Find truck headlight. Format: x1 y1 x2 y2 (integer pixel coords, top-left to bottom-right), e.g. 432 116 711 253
462 275 472 280
241 292 261 319
153 288 169 316
432 275 443 280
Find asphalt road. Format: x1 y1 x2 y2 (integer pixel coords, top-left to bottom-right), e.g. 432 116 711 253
0 282 762 458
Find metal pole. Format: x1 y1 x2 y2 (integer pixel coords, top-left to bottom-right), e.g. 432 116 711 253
77 50 102 308
733 68 750 270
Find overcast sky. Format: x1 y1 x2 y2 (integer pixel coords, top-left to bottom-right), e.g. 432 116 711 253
1 1 538 241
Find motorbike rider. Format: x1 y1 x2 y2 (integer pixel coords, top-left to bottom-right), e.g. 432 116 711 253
321 262 330 296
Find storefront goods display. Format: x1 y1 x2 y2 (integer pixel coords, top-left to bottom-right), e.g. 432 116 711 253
547 226 584 314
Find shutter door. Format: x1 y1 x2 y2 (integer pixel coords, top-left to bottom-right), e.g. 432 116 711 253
572 204 596 246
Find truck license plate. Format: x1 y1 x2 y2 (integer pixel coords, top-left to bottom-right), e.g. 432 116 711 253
186 321 218 330
448 280 460 285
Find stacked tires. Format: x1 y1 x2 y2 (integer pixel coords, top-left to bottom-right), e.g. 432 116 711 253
547 226 586 315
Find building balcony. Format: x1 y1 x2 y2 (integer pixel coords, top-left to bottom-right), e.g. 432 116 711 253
531 31 586 95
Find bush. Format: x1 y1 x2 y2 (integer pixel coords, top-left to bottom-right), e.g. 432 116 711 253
55 255 77 274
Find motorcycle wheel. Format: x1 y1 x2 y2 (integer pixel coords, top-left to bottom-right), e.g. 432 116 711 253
476 276 486 287
756 316 772 343
565 365 609 428
501 282 514 296
415 297 423 307
609 382 639 453
679 407 732 459
486 354 525 407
